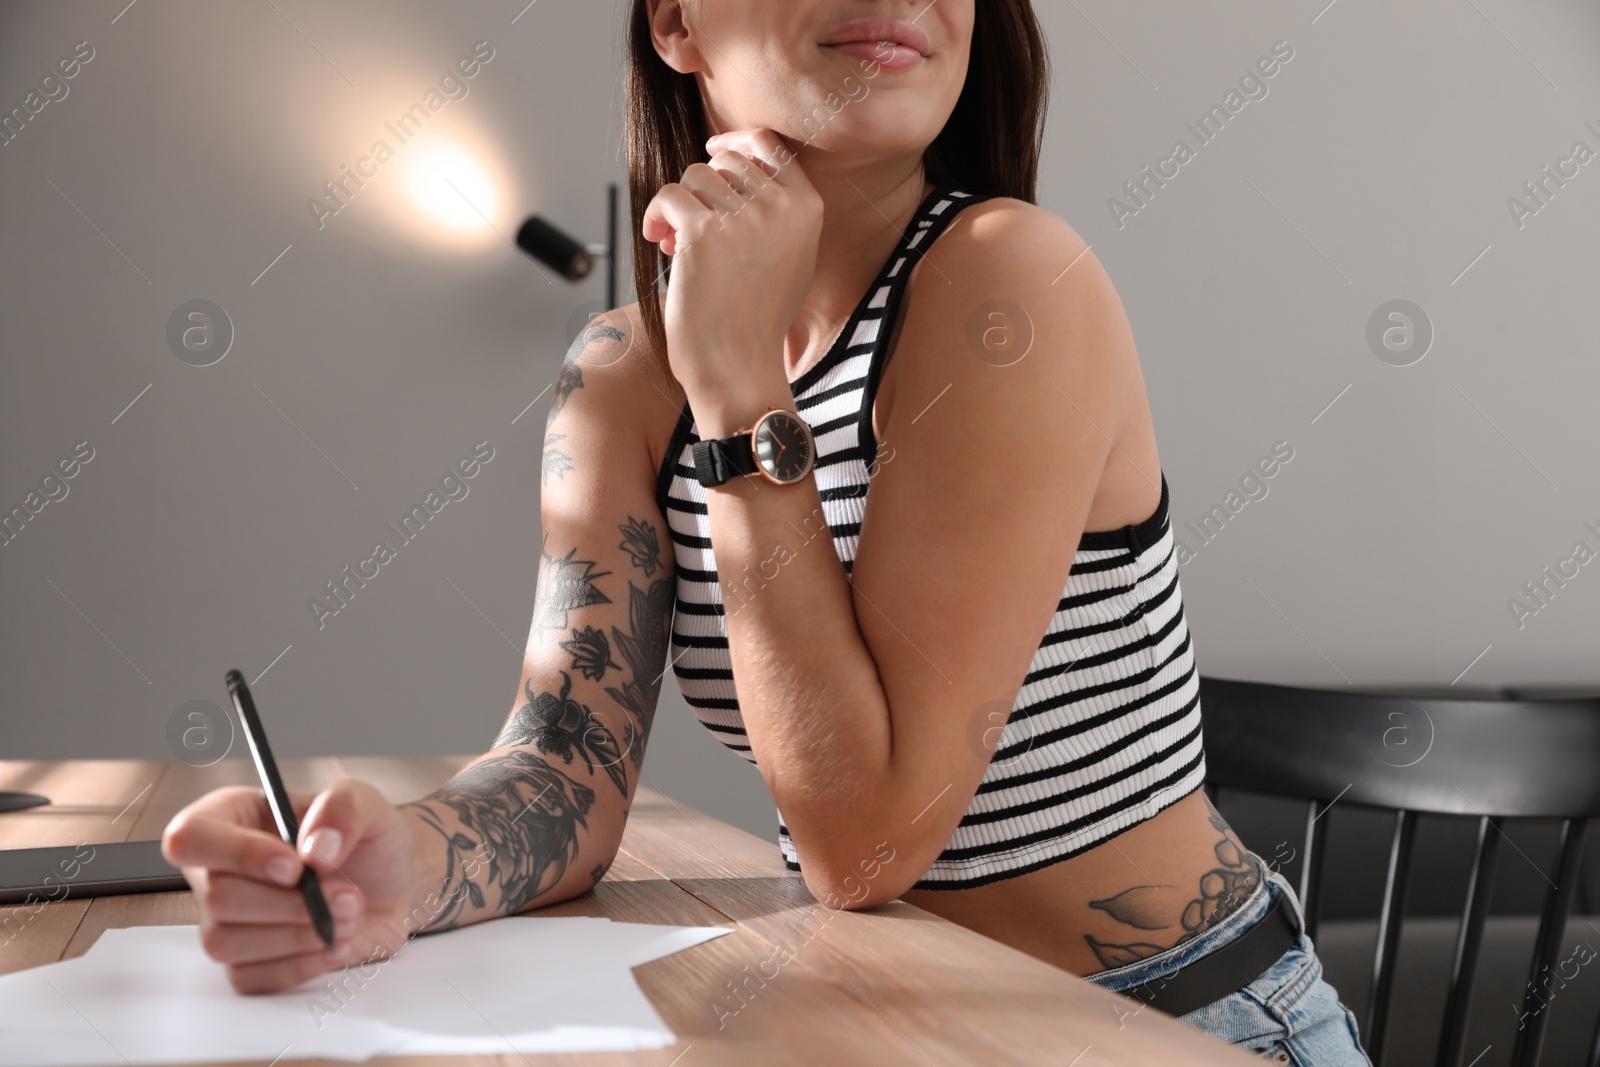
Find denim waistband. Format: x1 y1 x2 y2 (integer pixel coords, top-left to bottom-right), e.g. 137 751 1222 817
1086 850 1301 995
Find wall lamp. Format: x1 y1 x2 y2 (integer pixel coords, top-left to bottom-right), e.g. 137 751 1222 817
515 182 620 309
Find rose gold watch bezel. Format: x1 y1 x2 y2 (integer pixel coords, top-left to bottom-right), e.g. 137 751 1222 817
746 408 814 486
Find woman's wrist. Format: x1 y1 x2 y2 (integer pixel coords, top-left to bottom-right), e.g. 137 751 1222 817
686 375 797 440
394 798 457 936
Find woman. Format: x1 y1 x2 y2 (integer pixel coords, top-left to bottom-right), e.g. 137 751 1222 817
162 1 1369 1062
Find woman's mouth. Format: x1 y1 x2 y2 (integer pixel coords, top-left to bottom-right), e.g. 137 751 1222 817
823 41 924 72
821 17 930 72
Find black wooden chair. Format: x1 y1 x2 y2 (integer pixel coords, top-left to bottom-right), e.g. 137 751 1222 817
1198 675 1600 1067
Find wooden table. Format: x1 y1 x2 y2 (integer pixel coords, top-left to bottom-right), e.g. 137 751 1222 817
0 758 1259 1066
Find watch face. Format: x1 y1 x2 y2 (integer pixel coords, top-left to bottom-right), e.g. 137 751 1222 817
752 410 814 484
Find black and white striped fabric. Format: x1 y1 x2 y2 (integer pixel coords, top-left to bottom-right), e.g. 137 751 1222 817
654 186 1207 890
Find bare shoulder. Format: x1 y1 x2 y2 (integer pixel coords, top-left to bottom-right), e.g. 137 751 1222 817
553 302 687 479
945 195 1085 253
889 196 1161 524
923 196 1127 344
557 303 670 399
895 195 1143 400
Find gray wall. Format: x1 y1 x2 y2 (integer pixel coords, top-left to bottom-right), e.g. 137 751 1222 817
3 0 1596 874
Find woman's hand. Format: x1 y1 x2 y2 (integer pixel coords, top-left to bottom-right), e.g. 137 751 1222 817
162 779 426 994
642 127 823 398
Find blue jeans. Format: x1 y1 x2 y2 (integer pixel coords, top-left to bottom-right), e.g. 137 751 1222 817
1085 853 1372 1065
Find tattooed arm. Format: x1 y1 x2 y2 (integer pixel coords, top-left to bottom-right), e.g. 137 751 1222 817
159 314 678 993
395 313 677 934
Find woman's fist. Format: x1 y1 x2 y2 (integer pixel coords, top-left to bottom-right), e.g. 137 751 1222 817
642 127 823 396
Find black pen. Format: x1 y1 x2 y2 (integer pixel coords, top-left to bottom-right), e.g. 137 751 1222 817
224 669 336 950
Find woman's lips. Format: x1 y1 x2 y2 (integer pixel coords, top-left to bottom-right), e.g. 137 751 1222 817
823 41 924 72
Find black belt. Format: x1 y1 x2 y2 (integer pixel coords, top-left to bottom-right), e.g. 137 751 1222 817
1121 889 1301 1018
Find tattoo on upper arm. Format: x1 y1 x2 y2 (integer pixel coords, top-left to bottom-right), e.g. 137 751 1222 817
547 320 623 425
541 432 574 485
533 533 613 639
602 517 674 771
617 517 661 577
402 751 596 933
561 626 620 681
1082 794 1261 970
511 514 673 784
553 362 583 414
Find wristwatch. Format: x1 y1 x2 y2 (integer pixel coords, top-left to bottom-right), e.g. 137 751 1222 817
692 407 816 488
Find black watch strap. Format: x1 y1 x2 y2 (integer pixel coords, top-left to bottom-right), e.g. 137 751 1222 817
692 434 759 487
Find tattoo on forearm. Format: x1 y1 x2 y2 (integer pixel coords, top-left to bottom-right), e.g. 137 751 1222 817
447 515 667 933
494 672 629 798
402 751 596 933
1082 795 1261 970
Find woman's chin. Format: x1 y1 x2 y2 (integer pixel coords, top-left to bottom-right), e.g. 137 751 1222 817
796 132 933 164
771 112 934 160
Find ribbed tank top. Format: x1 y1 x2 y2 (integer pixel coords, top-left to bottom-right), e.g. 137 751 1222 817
654 186 1207 889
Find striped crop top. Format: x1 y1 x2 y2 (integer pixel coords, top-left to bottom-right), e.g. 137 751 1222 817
654 186 1207 890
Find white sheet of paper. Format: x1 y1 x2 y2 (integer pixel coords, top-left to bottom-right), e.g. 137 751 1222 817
0 917 732 1065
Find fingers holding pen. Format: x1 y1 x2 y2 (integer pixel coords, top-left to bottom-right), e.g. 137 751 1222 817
163 804 302 888
191 869 363 930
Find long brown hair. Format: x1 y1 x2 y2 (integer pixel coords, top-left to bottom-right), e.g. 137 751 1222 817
623 1 1050 367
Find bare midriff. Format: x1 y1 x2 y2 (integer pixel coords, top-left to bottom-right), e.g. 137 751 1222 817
901 789 1262 978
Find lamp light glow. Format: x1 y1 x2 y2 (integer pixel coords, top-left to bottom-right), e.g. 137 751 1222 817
405 144 497 231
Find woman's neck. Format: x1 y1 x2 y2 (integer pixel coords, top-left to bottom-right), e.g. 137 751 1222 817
781 162 934 383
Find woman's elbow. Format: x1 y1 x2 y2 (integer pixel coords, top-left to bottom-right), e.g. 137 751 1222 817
798 837 908 910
